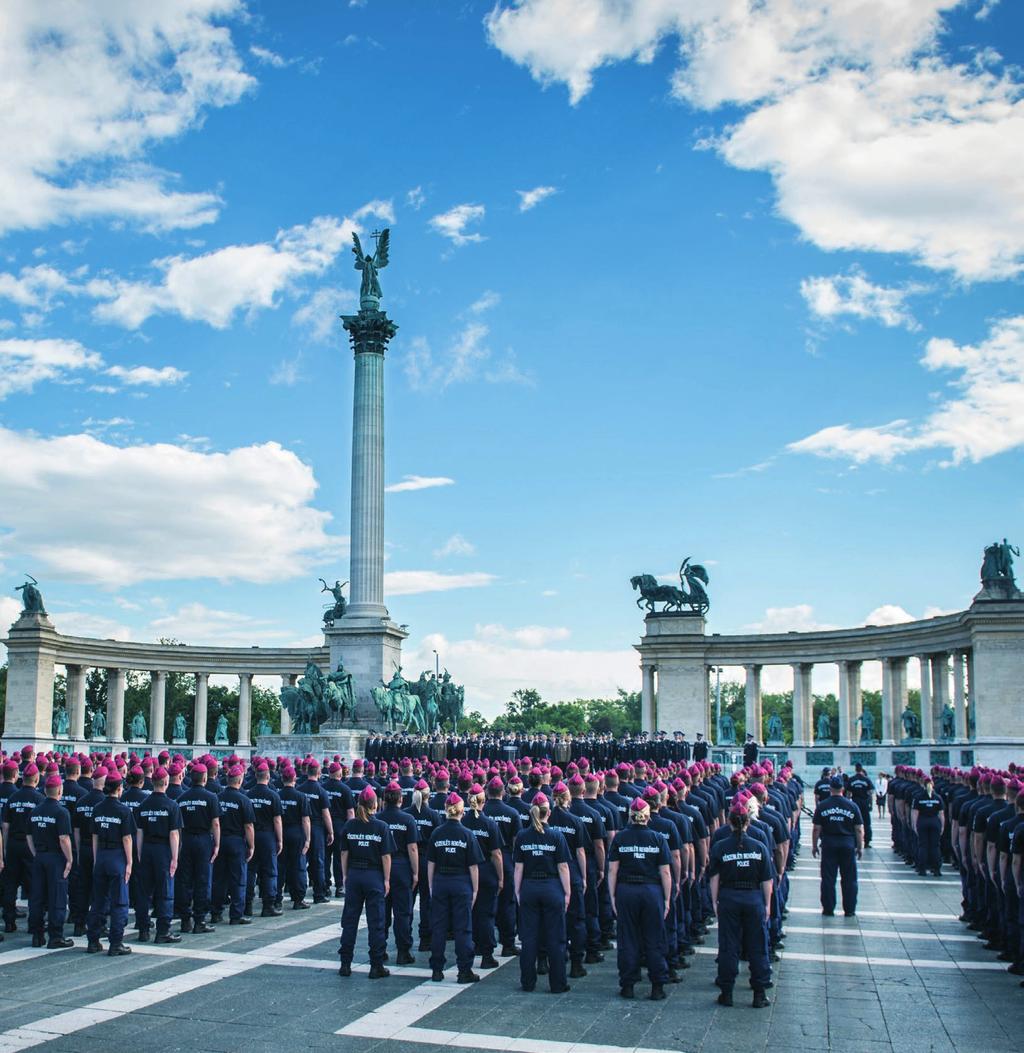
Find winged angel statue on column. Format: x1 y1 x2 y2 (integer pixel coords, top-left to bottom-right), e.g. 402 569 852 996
352 228 390 309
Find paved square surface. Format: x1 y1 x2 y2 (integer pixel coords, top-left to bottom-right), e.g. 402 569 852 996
1 815 1021 1053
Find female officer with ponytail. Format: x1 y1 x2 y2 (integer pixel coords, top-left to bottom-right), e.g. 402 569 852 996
462 783 504 970
379 781 420 964
427 792 483 984
337 786 396 980
513 792 572 994
549 780 591 978
607 797 672 1001
709 800 773 1008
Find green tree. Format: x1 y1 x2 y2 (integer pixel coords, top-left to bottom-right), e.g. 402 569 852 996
459 710 489 735
252 685 282 735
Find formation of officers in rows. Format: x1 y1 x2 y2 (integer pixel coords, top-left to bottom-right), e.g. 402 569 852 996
0 743 804 1007
886 761 1024 987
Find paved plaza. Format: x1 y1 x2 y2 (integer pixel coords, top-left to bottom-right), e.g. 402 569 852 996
0 816 1020 1053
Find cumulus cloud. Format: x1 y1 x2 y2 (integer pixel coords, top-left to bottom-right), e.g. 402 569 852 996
487 1 1024 280
385 475 455 493
0 427 343 587
405 323 532 390
429 204 486 246
744 604 838 634
0 2 253 235
863 604 916 626
0 338 103 398
106 365 187 387
800 270 923 330
434 533 476 558
789 315 1024 465
517 185 558 211
476 623 571 648
383 571 496 596
292 286 358 343
406 186 426 210
148 603 294 645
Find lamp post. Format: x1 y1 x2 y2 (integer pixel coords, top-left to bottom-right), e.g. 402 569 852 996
711 666 723 746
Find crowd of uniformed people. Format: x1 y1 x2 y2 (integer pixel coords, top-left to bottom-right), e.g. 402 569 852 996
1 741 812 1008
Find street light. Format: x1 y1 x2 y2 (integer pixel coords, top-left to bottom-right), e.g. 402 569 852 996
710 666 724 745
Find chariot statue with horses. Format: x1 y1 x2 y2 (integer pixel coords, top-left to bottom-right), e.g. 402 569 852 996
281 658 356 733
630 557 710 615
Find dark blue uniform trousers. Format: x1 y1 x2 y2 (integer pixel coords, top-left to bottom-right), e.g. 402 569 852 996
2 841 33 926
472 872 499 960
565 880 587 964
28 851 68 939
583 858 601 953
916 820 942 874
137 843 174 935
71 849 93 925
519 878 567 991
430 873 474 973
307 823 327 898
177 832 213 922
716 887 771 992
414 865 432 942
247 829 279 907
615 883 668 986
384 855 414 952
820 841 858 915
339 868 386 966
497 854 517 948
279 826 308 905
88 849 129 944
212 835 248 920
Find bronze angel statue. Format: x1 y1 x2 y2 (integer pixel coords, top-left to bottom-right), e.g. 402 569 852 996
352 228 390 307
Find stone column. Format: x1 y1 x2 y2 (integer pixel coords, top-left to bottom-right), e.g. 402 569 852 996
952 651 967 740
837 661 853 746
280 674 296 734
744 664 762 742
150 671 166 744
930 652 949 740
193 673 209 746
917 655 932 742
237 673 253 747
848 661 862 746
67 665 87 740
641 665 657 734
965 649 976 740
107 668 126 743
880 658 895 745
791 663 812 745
1 613 59 749
890 657 909 742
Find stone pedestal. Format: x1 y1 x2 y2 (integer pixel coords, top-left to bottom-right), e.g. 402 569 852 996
257 728 368 761
1 613 59 753
325 617 408 725
966 598 1024 745
635 613 708 736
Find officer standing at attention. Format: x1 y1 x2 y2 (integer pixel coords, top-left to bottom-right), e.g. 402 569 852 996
549 781 591 978
323 762 355 898
27 773 74 949
483 774 523 957
277 766 311 910
176 761 221 933
709 800 773 1008
406 780 440 952
812 775 863 917
426 792 483 984
211 765 255 925
608 796 672 1001
462 783 504 971
297 760 334 903
337 786 395 979
246 761 284 917
2 763 42 934
135 766 182 943
86 770 135 956
378 781 419 965
847 764 875 849
912 775 945 876
71 765 106 936
513 792 571 994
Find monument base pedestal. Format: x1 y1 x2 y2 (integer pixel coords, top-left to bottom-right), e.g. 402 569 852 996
258 728 368 760
324 615 408 725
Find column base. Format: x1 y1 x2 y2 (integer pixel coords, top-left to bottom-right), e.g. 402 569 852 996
325 617 409 726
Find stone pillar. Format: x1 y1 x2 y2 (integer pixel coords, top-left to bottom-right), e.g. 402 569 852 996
634 613 708 737
965 649 976 740
837 661 853 746
967 602 1024 745
280 674 296 734
848 661 862 745
107 668 126 743
150 671 166 744
237 673 253 747
641 665 657 734
67 665 87 740
791 663 813 745
952 651 967 740
930 652 949 740
880 658 896 745
917 655 932 742
744 664 762 741
193 673 209 746
1 613 59 750
890 657 909 742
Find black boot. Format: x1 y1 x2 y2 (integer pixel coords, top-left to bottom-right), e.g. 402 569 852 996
431 968 444 982
457 969 480 983
338 963 352 977
536 956 548 975
209 912 224 925
480 954 500 969
397 949 415 966
569 961 587 979
108 943 132 956
261 906 283 917
753 990 770 1008
650 983 666 1001
584 950 603 964
155 933 182 944
137 930 151 943
229 917 253 925
31 934 45 947
502 944 520 957
73 923 86 937
368 964 390 979
47 937 74 949
717 990 733 1007
179 918 193 934
619 984 635 999
192 921 215 934
86 940 103 953
419 937 432 952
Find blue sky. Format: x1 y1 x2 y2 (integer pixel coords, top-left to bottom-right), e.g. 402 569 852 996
1 0 1022 712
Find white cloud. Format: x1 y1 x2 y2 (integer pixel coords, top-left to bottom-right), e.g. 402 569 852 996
0 426 343 587
406 186 426 210
517 185 558 211
92 213 359 330
50 611 133 641
250 45 288 68
270 355 303 387
790 315 1024 465
404 631 638 717
0 2 253 235
863 604 915 626
476 623 571 648
0 338 102 398
467 290 501 314
429 204 486 246
405 323 532 391
292 286 358 342
744 604 838 634
800 270 922 330
384 571 496 596
0 264 75 313
434 533 476 559
106 365 187 387
487 2 1024 281
148 603 293 645
385 475 455 494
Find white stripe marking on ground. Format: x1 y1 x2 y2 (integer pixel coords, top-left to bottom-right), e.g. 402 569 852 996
786 906 957 921
781 925 979 943
789 875 952 886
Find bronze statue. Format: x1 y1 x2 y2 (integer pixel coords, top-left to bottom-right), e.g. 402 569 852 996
631 558 710 615
15 575 45 616
352 229 390 308
90 708 107 739
320 579 348 627
816 711 832 741
52 705 70 737
130 711 148 739
173 712 188 740
766 712 784 743
901 706 921 740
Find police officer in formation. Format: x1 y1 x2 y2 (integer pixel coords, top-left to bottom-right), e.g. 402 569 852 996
86 770 135 955
135 766 182 942
462 783 503 971
812 774 863 916
176 761 221 932
378 780 419 964
246 760 284 916
210 765 255 925
27 773 73 948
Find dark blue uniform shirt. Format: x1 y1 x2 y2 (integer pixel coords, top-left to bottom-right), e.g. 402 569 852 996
338 817 396 869
137 792 183 843
378 806 419 859
247 784 283 832
427 819 484 874
218 787 256 837
279 786 310 828
709 834 771 889
92 797 136 849
609 825 671 884
29 797 71 852
177 786 221 833
812 796 862 843
513 824 571 879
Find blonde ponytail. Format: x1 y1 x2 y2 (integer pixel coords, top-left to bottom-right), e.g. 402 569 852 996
531 800 550 835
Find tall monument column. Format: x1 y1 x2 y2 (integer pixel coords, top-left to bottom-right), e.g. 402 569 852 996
325 229 408 723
